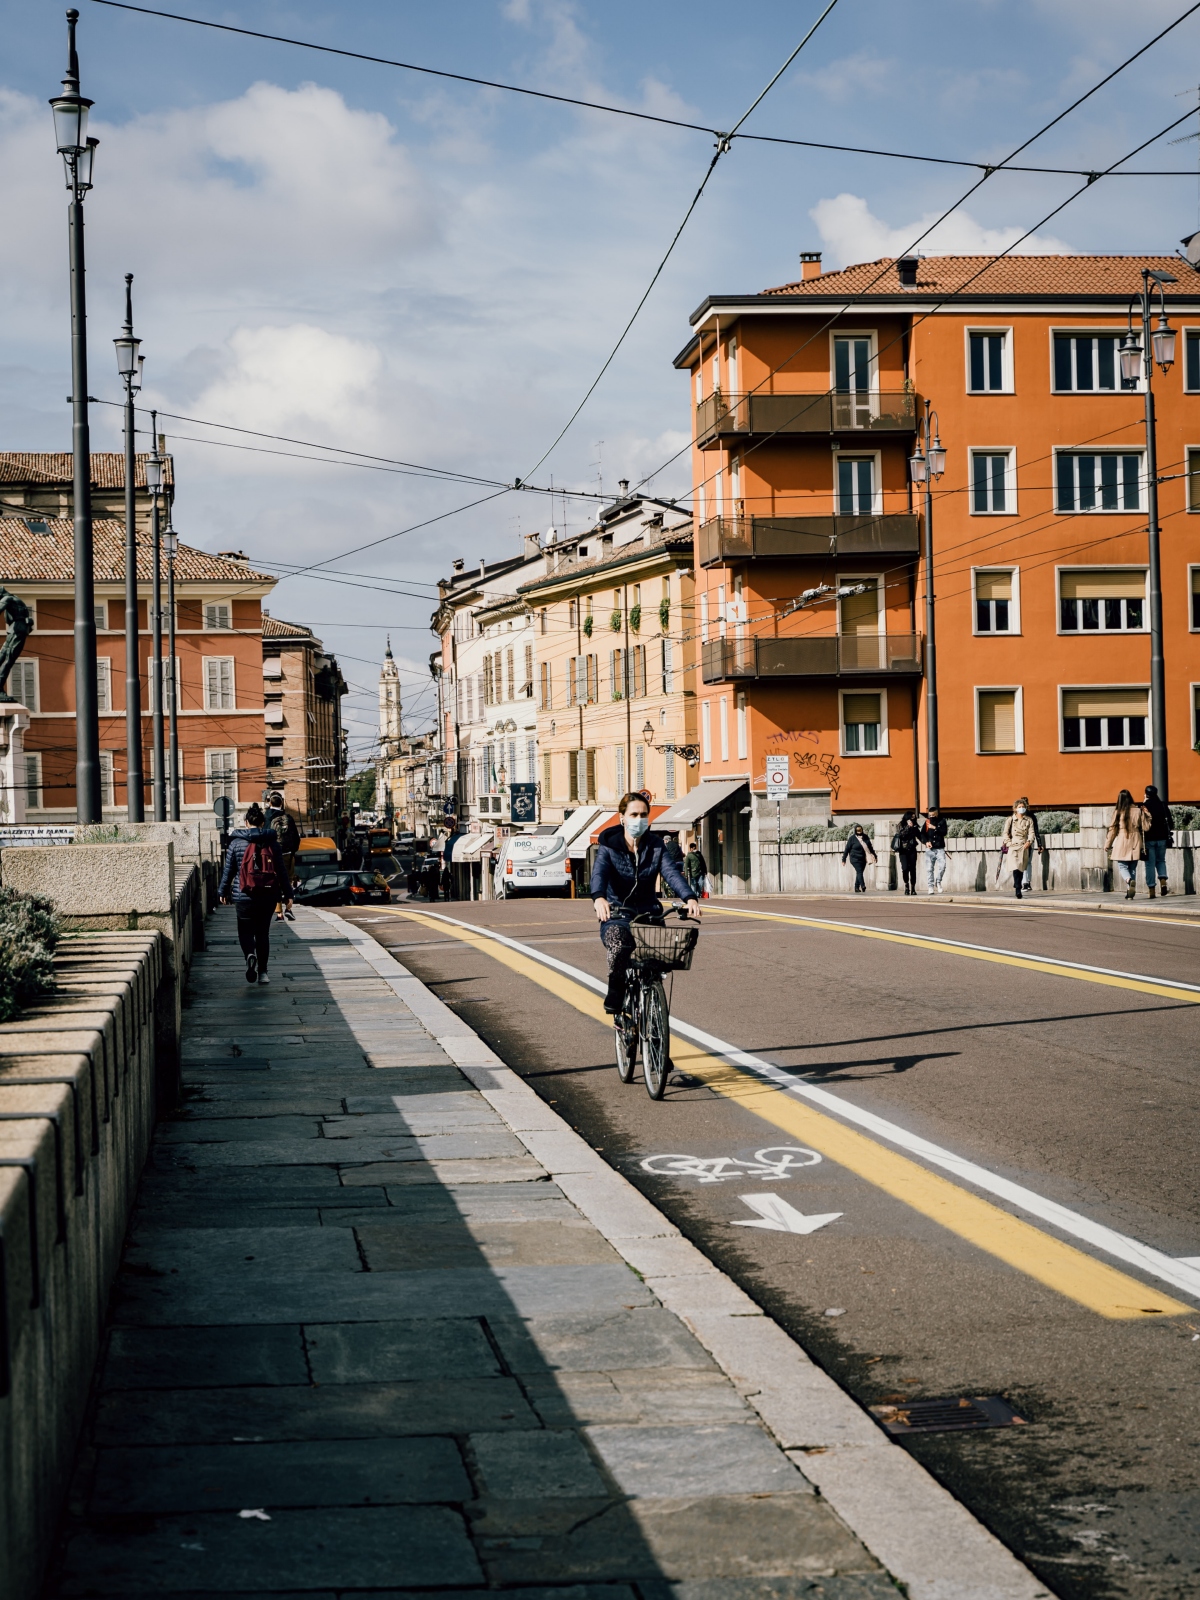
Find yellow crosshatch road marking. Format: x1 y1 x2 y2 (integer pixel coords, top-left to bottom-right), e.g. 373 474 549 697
382 907 1190 1321
706 905 1200 1005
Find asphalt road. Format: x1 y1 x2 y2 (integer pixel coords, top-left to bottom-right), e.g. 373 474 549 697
340 892 1200 1600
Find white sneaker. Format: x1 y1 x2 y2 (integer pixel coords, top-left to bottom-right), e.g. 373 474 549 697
926 888 936 896
936 885 945 894
258 973 271 986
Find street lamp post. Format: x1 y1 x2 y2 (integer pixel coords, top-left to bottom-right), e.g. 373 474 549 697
145 416 165 820
113 273 145 820
50 8 102 822
1120 270 1177 801
163 520 180 820
909 403 946 811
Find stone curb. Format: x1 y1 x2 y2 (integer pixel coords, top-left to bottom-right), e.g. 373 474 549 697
313 908 1052 1600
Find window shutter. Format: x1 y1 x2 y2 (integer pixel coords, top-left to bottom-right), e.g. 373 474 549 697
506 647 514 700
635 646 646 698
587 654 597 703
586 748 596 801
523 643 533 695
96 658 111 712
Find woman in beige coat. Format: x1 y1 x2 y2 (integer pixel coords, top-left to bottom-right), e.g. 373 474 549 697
1000 802 1038 899
1105 789 1147 899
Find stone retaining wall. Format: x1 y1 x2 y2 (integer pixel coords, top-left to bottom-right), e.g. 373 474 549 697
0 931 163 1600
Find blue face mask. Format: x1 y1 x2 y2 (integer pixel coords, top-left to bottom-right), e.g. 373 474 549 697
625 816 650 839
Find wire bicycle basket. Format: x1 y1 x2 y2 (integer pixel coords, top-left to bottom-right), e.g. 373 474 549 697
630 922 699 971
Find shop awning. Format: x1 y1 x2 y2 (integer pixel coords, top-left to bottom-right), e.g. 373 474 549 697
449 830 494 863
555 804 608 847
570 804 670 859
652 779 749 828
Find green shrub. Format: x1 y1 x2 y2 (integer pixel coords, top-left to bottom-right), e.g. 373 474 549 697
659 597 670 630
947 814 1008 838
628 604 641 633
783 822 874 844
1170 803 1198 830
610 609 622 632
1037 809 1079 834
582 614 594 638
0 886 60 1023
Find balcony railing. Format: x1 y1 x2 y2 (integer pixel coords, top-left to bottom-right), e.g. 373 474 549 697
701 633 923 683
698 514 920 567
696 389 918 447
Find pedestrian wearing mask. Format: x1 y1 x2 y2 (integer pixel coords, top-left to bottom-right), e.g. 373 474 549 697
591 792 699 1014
891 811 920 895
1105 788 1148 900
1142 785 1173 897
1000 800 1038 900
841 824 877 893
1015 797 1045 893
919 806 949 895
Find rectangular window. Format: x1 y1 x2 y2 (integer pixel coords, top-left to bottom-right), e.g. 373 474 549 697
736 691 748 759
615 745 626 795
466 676 475 723
543 751 552 799
94 601 107 632
665 750 677 800
1059 570 1146 632
834 336 871 393
1189 447 1200 511
1192 569 1200 630
266 739 284 768
523 643 533 697
484 656 493 706
204 602 232 630
635 743 645 789
568 655 579 706
701 700 712 764
586 653 598 703
99 750 114 809
24 751 42 810
718 697 729 761
151 657 183 714
1055 452 1141 512
539 662 551 711
505 647 514 701
842 691 882 754
978 690 1020 753
1052 332 1135 392
1186 331 1200 392
540 609 548 635
203 657 235 710
568 750 578 803
1062 688 1148 750
971 450 1011 513
700 591 709 642
661 638 674 695
633 645 647 699
968 331 1006 392
568 600 578 628
206 748 237 805
526 737 536 781
10 660 38 712
837 456 874 515
974 570 1015 633
611 648 624 700
96 657 112 712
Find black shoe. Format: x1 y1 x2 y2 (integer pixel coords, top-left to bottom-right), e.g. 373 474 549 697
284 908 296 921
245 953 257 984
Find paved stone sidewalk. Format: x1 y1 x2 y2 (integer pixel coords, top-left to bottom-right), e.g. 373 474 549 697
45 906 1046 1600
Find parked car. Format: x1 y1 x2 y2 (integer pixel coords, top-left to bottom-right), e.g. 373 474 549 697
294 871 391 907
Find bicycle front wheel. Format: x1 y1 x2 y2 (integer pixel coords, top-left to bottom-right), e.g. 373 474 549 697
640 976 671 1100
614 989 638 1083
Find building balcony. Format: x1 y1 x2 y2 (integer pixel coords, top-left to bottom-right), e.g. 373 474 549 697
696 390 918 449
701 633 923 684
698 514 920 567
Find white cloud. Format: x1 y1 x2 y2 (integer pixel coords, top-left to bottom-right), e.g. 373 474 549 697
810 193 1075 268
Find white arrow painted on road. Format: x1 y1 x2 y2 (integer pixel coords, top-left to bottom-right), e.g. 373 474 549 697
731 1192 842 1234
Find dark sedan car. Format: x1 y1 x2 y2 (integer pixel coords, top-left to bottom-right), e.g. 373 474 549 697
294 871 391 907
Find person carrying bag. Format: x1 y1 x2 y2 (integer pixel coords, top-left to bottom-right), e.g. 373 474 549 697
219 803 288 985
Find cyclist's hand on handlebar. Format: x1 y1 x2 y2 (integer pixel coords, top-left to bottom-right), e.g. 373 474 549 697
594 897 611 922
686 900 702 921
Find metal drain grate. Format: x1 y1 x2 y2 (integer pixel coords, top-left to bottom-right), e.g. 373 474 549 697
870 1395 1027 1435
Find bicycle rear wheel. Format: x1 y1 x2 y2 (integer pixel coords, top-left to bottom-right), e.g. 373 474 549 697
640 976 671 1100
614 987 638 1083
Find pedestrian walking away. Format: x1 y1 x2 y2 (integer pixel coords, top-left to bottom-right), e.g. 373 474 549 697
683 840 708 897
218 802 288 985
919 806 949 894
891 811 920 895
841 823 877 893
591 792 699 1014
1000 800 1038 900
1105 788 1148 899
1142 784 1173 897
265 790 300 922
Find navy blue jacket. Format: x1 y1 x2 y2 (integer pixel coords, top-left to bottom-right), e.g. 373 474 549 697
590 825 696 916
219 827 288 904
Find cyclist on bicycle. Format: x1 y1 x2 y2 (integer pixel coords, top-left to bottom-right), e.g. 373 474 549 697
591 791 700 1013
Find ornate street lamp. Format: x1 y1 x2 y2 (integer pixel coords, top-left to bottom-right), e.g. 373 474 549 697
163 518 180 820
910 401 946 809
114 274 145 819
145 420 166 819
51 9 102 821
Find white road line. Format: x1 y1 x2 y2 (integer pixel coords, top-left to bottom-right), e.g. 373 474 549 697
404 907 1200 1305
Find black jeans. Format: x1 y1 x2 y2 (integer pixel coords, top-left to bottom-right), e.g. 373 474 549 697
852 863 867 892
235 897 274 970
898 851 917 892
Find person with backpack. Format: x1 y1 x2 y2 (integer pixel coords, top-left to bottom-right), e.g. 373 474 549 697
265 792 300 923
219 802 288 985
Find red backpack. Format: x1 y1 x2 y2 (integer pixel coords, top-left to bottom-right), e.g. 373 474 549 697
237 835 280 897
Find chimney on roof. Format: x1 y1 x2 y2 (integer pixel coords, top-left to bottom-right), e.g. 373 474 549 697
800 251 822 280
1182 230 1200 269
479 559 486 576
217 549 247 561
618 479 629 497
523 531 542 557
452 557 464 573
897 256 919 288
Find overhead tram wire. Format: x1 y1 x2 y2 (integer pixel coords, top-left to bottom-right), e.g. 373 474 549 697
518 0 843 486
86 0 1200 180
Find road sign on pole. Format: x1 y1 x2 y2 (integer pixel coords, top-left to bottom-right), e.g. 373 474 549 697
765 755 790 793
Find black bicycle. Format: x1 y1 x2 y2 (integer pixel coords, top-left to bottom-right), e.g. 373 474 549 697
613 905 699 1100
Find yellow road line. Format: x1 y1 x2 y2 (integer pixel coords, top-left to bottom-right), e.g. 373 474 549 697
706 905 1200 1004
384 907 1189 1321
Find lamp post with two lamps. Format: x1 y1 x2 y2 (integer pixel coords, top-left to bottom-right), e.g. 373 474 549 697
1119 269 1177 801
113 274 145 820
49 8 102 822
909 403 947 811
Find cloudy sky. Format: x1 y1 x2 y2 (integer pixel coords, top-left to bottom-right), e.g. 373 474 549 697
2 0 1199 761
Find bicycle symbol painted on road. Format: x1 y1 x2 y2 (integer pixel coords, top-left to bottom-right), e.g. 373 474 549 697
640 1146 822 1184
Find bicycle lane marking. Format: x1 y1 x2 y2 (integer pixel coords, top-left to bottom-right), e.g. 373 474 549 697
379 906 1194 1319
704 904 1200 1002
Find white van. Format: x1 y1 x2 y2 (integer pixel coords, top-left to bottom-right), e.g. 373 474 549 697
493 830 575 898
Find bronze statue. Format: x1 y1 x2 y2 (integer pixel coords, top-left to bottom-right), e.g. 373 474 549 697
0 588 34 702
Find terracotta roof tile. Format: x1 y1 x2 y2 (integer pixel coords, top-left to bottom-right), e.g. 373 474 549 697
762 254 1192 298
263 615 316 640
0 452 175 489
0 516 275 583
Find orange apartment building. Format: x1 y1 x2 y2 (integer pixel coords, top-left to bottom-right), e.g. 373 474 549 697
675 253 1200 887
0 513 274 818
